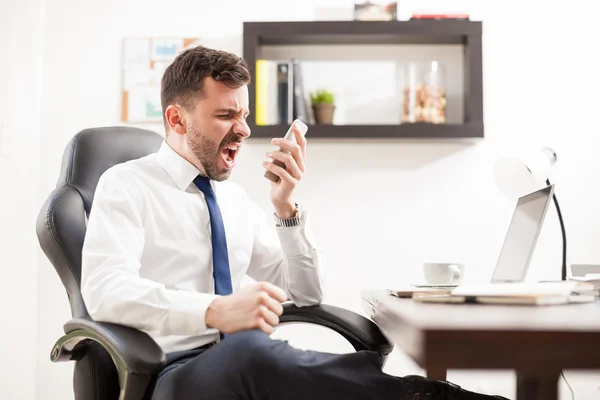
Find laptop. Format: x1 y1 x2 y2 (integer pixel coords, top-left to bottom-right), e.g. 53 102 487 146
411 184 555 289
390 184 594 303
489 184 555 284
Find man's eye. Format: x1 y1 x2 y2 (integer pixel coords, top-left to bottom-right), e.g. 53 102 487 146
218 115 230 119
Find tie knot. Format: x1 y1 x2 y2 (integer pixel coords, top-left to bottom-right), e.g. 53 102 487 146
193 175 213 195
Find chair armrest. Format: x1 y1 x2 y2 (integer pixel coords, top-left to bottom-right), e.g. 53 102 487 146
51 316 166 393
281 303 394 364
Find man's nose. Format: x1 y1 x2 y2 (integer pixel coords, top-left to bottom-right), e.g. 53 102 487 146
233 119 251 139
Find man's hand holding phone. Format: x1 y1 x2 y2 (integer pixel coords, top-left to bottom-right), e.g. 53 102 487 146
262 120 308 218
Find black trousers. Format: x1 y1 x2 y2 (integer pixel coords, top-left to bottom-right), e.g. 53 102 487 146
150 329 407 400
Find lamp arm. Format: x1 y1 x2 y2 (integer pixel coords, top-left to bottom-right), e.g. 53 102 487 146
546 179 567 280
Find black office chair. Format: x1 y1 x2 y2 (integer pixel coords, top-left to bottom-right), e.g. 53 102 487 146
36 126 394 400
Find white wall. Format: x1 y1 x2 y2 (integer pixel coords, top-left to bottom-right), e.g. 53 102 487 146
0 0 45 398
27 0 600 399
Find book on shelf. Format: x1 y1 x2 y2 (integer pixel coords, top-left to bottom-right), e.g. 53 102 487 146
410 14 470 20
292 60 310 123
255 59 311 126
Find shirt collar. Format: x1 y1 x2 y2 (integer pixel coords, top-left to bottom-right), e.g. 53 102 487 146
157 141 203 191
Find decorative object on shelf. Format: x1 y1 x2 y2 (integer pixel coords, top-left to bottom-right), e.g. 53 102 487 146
310 89 336 125
494 147 568 281
402 61 447 124
354 1 397 21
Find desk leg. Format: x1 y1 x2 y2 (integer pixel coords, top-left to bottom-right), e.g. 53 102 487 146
426 366 447 381
516 370 559 400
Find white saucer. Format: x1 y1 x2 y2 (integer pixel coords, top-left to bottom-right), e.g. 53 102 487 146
410 283 460 288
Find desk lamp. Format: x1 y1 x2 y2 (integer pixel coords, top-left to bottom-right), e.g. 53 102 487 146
494 147 567 281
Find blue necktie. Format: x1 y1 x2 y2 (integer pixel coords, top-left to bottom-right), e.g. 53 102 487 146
193 175 233 297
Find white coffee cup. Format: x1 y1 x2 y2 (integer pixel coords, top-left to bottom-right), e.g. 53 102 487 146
423 262 465 285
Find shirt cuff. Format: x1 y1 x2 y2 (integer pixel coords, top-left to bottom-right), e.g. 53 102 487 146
276 206 314 256
165 290 220 335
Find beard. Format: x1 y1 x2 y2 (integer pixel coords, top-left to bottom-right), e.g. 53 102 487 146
186 121 239 182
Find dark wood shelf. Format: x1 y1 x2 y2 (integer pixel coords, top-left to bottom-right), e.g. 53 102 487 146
243 20 484 139
244 20 481 46
249 123 483 139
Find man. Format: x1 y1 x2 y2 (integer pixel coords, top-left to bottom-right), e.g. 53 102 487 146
81 45 507 400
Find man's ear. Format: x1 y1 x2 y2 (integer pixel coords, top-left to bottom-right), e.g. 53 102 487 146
165 105 187 135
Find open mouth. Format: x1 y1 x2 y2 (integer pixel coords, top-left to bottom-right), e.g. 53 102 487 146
220 142 240 167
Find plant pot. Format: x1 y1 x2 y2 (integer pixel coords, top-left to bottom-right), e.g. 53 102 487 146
312 104 336 124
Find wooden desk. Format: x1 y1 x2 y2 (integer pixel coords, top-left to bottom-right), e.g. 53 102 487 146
362 289 600 400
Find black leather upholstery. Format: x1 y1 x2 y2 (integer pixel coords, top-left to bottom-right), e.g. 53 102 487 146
37 126 165 318
36 126 393 400
36 127 166 400
281 303 394 360
55 316 167 376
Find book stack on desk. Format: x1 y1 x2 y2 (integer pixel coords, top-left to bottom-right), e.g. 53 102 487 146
387 286 453 298
413 281 595 305
570 274 600 297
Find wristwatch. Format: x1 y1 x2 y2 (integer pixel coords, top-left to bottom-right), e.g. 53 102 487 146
274 203 302 227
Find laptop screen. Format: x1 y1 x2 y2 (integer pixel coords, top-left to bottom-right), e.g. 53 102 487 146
491 185 554 283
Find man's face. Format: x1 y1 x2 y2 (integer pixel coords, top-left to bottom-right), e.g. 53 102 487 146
185 78 250 181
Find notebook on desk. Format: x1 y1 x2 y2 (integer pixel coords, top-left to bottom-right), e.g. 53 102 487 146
412 281 596 305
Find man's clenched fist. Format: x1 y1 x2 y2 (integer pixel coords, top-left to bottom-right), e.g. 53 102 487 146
205 281 288 335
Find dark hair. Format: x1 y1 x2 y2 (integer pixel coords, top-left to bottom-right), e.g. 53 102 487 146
160 45 251 131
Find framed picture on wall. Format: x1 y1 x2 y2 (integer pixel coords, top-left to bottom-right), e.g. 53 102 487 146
121 37 199 123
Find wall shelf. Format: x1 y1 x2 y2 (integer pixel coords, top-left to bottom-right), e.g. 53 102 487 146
243 20 484 139
250 123 483 139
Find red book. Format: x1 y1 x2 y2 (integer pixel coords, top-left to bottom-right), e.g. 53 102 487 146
410 14 470 20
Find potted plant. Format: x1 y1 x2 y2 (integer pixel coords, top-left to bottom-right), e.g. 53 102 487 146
309 89 336 124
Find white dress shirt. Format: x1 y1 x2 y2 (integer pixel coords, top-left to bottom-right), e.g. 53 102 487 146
81 141 324 354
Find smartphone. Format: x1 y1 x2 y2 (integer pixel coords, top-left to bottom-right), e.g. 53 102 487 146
264 119 308 183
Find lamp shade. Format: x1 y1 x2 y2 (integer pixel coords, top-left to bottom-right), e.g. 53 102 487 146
494 147 557 200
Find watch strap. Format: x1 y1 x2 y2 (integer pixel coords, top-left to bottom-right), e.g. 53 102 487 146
274 203 302 227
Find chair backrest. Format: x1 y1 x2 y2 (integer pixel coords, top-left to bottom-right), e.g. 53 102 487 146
36 126 164 318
